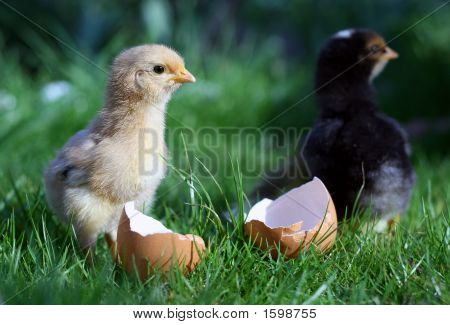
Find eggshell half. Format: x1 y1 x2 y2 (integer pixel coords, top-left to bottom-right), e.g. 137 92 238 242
117 202 206 279
244 177 337 258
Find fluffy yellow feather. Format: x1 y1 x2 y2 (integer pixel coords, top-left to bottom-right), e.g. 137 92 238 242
44 45 195 257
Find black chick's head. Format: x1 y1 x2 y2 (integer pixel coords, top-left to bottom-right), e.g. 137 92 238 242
316 28 398 87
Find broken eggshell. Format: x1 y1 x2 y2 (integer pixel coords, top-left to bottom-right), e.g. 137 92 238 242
117 201 206 279
244 177 337 258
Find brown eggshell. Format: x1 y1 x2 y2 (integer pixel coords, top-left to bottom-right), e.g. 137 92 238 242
244 177 337 258
117 202 206 280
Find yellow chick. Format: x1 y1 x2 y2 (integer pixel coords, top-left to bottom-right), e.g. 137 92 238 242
44 45 195 258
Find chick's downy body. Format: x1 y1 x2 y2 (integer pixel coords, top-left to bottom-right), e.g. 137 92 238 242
303 29 415 220
45 45 195 250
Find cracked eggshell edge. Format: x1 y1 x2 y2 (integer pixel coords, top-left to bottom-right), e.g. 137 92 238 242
117 202 206 279
244 178 338 258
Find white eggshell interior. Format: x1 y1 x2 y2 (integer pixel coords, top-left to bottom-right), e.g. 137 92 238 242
124 201 172 236
246 177 330 231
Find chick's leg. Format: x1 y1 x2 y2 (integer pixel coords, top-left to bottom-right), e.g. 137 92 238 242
65 187 117 265
76 226 98 267
105 232 118 262
388 214 401 234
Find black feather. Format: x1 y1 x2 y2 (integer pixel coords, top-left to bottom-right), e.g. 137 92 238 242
302 29 415 220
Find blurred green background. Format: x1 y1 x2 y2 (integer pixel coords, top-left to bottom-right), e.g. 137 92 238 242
0 0 449 201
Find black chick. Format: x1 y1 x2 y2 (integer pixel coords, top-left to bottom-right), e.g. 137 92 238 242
302 28 416 221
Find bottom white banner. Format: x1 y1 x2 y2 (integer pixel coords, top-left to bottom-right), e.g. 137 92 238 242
0 305 447 324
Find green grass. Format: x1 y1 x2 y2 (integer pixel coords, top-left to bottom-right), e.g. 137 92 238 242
1 155 449 304
0 46 449 304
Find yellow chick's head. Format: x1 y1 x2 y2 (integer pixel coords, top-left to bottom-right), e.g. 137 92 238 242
108 44 195 105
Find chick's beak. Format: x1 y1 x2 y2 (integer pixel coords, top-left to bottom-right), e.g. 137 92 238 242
172 68 196 83
383 46 399 60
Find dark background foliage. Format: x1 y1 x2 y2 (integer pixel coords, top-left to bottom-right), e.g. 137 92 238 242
1 0 449 119
0 0 449 305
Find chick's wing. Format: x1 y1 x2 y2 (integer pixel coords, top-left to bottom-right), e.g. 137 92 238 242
50 129 97 187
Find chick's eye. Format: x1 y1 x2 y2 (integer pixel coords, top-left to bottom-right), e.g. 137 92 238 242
370 45 380 53
153 65 165 74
